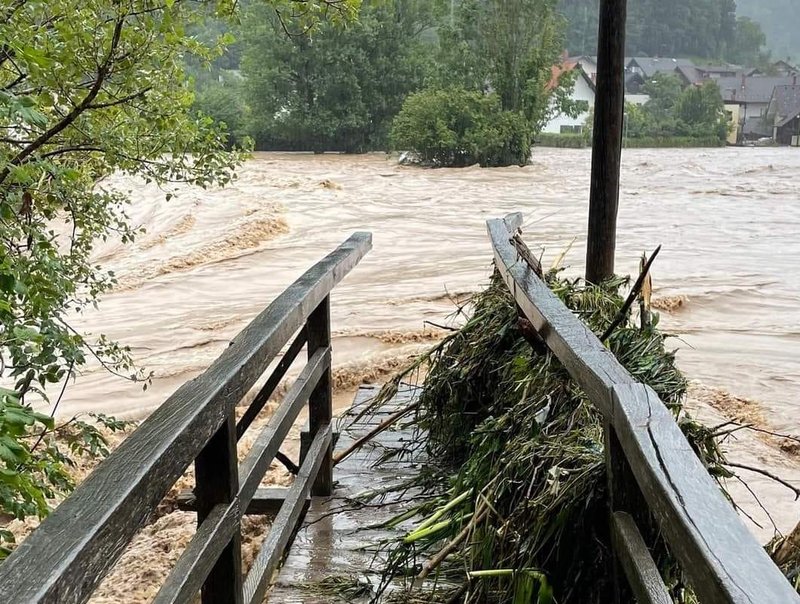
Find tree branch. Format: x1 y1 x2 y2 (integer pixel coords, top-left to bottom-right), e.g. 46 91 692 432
0 16 125 184
39 145 105 159
86 87 151 110
724 461 800 500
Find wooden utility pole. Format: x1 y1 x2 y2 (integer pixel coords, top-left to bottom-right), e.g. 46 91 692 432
585 0 628 284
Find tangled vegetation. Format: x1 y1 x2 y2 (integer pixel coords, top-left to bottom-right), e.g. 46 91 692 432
364 268 735 603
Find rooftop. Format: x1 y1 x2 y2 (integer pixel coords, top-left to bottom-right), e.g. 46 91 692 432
769 85 800 126
627 57 695 78
717 75 799 104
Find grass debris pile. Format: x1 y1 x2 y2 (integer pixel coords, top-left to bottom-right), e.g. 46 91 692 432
369 268 729 603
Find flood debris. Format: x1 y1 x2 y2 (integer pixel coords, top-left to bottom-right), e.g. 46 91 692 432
342 262 798 603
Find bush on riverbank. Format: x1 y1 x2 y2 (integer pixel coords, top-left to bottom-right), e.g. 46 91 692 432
390 89 532 167
535 132 590 148
624 135 727 148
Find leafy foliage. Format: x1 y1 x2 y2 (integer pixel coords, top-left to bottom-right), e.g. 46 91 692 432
0 384 134 558
737 0 800 63
390 89 532 167
728 17 771 67
391 0 582 167
625 74 728 142
193 74 251 149
242 0 433 152
0 0 358 556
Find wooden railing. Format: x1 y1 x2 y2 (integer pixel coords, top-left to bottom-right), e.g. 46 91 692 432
488 214 799 604
0 232 372 604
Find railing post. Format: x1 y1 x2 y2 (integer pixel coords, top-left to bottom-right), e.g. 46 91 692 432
607 418 664 604
306 295 333 496
605 423 634 603
195 412 243 604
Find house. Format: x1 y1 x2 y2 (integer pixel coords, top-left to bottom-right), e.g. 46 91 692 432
625 71 646 93
766 84 800 145
542 61 596 134
716 75 798 122
694 63 742 79
772 60 799 76
626 57 694 79
676 63 743 86
742 116 773 141
568 55 598 81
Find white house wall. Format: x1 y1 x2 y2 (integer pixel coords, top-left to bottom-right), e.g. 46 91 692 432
741 102 769 121
542 75 595 134
626 94 650 105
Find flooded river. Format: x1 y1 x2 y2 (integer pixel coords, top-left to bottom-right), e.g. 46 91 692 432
62 146 800 537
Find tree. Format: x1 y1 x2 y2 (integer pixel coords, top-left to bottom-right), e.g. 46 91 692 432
242 0 433 152
726 17 769 66
436 0 567 129
737 0 798 63
0 0 358 556
394 0 579 167
625 74 727 142
390 88 532 167
558 0 599 56
194 74 251 148
562 0 753 61
676 80 728 139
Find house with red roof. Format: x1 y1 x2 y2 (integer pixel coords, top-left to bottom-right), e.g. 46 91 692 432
542 61 596 134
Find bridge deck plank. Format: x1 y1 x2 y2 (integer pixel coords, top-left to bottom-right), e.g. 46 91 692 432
267 384 423 603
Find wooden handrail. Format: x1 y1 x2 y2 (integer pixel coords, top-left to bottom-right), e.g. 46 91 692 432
487 215 798 603
0 232 372 604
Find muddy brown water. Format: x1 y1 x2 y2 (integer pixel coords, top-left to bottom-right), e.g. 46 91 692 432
58 147 800 540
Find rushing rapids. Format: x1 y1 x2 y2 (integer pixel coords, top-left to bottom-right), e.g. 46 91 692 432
51 147 800 542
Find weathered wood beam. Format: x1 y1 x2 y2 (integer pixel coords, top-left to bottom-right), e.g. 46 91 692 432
306 296 333 496
237 346 330 510
175 487 309 518
488 218 634 417
611 511 671 604
242 425 333 604
236 327 307 439
0 233 371 604
194 413 243 604
487 217 800 603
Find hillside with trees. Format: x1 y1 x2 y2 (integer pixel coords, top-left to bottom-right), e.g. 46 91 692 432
736 0 799 63
560 0 771 66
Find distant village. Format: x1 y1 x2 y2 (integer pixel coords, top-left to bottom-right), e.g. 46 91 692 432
546 55 800 147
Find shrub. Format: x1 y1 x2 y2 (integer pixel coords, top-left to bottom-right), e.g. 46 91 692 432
534 134 725 149
193 77 250 149
535 133 589 148
390 88 532 167
623 136 726 148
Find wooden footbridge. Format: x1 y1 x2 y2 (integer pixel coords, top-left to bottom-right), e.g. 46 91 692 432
0 0 798 599
0 217 797 604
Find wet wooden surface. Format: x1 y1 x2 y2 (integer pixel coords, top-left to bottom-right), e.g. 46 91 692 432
268 384 423 603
